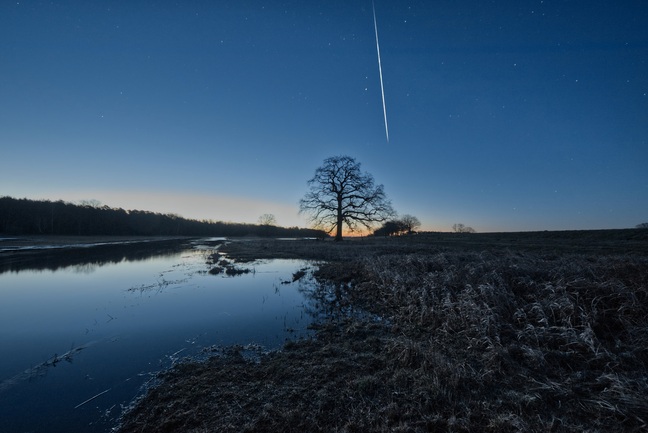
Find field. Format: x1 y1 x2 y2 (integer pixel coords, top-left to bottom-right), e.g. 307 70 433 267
116 230 648 432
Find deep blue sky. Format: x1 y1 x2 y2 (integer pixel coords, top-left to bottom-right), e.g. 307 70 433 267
1 0 647 232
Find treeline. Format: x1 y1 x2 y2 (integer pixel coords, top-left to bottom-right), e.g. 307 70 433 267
0 196 327 238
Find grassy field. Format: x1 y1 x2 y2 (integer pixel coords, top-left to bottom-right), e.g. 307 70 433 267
116 230 648 432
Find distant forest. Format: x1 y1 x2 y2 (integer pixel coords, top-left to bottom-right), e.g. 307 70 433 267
0 196 328 238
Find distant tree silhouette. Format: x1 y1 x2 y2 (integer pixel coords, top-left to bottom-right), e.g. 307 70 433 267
373 215 421 237
452 223 475 233
78 199 102 208
400 214 421 234
258 214 277 226
257 214 278 236
637 222 648 229
299 156 394 241
373 220 405 237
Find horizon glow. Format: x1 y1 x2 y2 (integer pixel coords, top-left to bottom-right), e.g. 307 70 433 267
0 1 646 233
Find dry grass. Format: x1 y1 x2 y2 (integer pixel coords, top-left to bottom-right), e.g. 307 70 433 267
117 233 648 432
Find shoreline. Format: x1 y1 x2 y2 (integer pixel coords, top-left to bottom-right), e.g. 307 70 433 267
0 235 193 251
1 228 646 254
116 234 648 432
0 236 196 274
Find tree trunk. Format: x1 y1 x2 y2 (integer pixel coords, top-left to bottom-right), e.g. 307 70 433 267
335 197 343 241
335 222 343 241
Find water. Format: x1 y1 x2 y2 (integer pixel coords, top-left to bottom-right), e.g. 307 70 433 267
0 239 317 432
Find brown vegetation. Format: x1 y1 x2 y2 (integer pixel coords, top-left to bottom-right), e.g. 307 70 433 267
117 231 648 432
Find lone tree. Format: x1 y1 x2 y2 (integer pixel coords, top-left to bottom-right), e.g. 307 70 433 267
299 155 394 241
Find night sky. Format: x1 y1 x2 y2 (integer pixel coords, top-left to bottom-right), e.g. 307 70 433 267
1 1 647 232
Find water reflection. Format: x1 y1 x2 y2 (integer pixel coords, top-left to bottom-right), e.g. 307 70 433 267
0 238 200 274
0 239 316 433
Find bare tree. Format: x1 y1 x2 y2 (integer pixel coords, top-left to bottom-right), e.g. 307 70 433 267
258 213 277 226
299 155 394 241
400 214 421 234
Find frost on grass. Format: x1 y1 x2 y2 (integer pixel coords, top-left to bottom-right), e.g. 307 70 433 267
117 237 648 433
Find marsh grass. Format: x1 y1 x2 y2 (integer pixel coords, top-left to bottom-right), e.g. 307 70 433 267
347 251 648 431
117 233 648 432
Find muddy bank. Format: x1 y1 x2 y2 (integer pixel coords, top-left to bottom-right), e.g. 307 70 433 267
116 235 648 432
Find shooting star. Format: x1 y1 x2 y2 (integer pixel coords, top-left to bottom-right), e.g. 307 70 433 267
372 0 389 143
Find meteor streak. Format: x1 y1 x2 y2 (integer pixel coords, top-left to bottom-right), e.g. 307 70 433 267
372 1 389 143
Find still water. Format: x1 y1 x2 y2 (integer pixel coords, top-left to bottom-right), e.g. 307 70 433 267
0 239 316 432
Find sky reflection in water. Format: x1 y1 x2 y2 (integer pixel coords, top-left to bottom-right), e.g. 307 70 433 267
0 242 316 433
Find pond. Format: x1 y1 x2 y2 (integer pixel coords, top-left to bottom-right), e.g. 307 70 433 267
0 239 318 433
